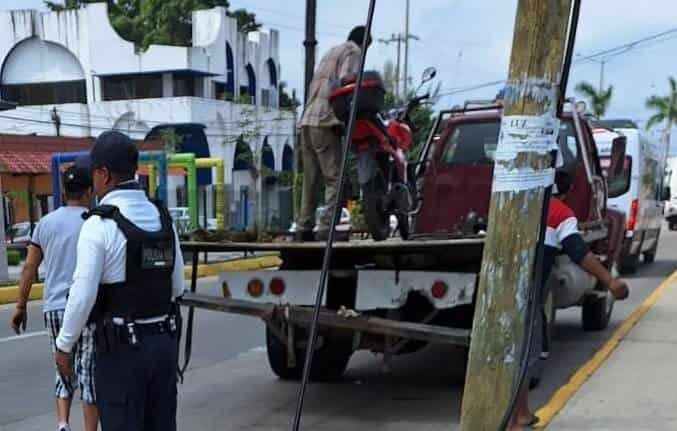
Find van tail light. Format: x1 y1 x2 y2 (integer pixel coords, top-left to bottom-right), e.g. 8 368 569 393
269 278 286 296
627 199 639 231
431 281 448 299
247 279 264 298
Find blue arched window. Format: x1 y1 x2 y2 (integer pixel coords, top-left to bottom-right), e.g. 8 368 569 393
241 64 256 104
262 139 275 172
282 144 293 171
225 43 234 96
233 139 253 171
266 59 278 88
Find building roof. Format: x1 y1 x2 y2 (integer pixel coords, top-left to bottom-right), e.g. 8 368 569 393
0 135 162 174
0 135 93 174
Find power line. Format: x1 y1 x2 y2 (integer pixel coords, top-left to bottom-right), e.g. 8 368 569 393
437 25 677 99
0 114 295 139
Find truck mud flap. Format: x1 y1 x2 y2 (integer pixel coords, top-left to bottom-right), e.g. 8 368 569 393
179 292 470 347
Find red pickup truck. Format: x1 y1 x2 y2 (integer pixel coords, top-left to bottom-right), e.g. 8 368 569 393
181 101 627 381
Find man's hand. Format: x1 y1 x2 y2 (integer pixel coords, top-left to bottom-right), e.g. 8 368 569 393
10 306 27 334
55 350 74 378
608 278 629 300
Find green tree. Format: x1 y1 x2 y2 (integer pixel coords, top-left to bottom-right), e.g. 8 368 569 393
44 0 260 50
575 81 613 118
646 76 677 162
278 81 299 109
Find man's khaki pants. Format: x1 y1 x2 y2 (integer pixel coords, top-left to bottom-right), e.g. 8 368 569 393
298 126 342 232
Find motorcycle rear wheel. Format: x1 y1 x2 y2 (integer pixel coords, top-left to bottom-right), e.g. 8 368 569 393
362 169 391 241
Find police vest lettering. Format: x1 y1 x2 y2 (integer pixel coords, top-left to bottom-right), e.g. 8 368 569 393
85 201 175 322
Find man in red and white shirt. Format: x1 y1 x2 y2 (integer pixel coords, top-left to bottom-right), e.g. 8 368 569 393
511 171 629 430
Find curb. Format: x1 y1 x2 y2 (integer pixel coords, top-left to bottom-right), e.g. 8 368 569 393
535 269 677 429
0 254 281 306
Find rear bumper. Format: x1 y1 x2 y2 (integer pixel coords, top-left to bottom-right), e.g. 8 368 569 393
179 293 470 347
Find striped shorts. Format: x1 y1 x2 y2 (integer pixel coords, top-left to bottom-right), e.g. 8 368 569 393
44 310 96 404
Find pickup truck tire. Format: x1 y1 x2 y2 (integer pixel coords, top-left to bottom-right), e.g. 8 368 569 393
670 222 677 231
581 291 613 331
362 170 390 241
266 328 353 382
618 253 639 275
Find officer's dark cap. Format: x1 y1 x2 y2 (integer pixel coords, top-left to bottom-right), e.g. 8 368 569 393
87 131 138 175
63 157 93 193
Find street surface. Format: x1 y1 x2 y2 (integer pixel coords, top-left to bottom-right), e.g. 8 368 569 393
0 230 675 430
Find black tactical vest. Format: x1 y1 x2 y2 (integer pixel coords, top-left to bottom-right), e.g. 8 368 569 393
86 201 176 322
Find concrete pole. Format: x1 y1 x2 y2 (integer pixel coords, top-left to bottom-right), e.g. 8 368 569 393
403 0 410 96
459 1 573 430
395 35 402 100
599 60 606 93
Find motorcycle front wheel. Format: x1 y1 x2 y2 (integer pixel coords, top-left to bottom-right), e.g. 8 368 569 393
362 168 391 241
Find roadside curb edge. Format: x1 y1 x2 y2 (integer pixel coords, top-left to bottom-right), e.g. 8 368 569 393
0 254 282 306
535 269 677 429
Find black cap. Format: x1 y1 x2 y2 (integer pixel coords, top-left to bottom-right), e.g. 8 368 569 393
88 130 139 175
64 158 93 193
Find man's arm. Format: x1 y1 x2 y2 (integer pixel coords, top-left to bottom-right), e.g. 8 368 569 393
55 220 105 353
560 234 629 300
10 245 42 333
171 226 185 299
16 245 42 308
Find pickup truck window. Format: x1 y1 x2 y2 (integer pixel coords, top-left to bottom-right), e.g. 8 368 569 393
440 120 579 167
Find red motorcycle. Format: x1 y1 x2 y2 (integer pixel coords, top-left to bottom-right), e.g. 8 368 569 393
330 67 437 240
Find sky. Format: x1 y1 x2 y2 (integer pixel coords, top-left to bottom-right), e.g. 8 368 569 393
3 0 677 152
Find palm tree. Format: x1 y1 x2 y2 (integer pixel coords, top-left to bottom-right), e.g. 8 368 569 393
575 81 614 118
646 77 677 164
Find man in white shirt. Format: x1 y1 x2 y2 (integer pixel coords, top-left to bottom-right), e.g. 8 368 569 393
11 162 97 431
55 131 185 431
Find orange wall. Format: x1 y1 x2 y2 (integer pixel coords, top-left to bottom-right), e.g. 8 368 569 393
2 173 53 224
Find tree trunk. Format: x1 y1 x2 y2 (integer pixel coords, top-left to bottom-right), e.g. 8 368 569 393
460 1 573 430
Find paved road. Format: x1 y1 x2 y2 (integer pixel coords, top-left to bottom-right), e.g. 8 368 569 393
1 231 675 430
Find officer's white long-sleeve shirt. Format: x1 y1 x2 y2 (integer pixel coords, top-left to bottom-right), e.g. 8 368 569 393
56 189 185 353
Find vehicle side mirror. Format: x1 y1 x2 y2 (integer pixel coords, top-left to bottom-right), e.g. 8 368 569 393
662 186 671 201
421 67 437 85
607 136 627 181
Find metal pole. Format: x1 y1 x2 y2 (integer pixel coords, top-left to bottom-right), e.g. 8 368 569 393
403 0 410 96
395 35 402 99
291 1 377 429
303 0 317 104
599 60 606 92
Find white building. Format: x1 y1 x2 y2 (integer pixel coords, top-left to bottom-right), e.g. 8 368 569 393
0 3 295 229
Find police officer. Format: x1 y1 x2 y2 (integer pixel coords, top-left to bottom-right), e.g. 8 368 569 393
54 131 185 431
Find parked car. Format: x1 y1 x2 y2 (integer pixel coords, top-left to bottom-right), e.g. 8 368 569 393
593 121 667 273
664 157 677 230
6 222 32 245
288 207 351 234
168 207 191 235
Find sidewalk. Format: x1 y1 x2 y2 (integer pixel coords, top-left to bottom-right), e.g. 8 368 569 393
547 273 677 430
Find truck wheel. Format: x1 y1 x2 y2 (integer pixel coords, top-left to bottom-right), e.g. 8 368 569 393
670 222 677 231
265 327 353 382
643 250 656 264
618 253 639 275
581 292 614 331
362 169 390 241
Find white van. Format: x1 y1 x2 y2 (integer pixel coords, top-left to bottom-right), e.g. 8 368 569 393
594 120 667 273
664 157 677 229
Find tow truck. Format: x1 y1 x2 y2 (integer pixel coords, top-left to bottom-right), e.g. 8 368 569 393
180 100 627 381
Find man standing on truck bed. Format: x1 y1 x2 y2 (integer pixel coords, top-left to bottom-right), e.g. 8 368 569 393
510 171 629 430
296 26 372 241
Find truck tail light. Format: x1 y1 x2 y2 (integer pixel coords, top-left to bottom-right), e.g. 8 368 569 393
247 279 264 297
627 199 639 231
269 278 286 296
431 281 448 299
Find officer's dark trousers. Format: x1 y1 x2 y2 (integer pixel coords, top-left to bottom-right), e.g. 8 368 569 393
95 332 178 431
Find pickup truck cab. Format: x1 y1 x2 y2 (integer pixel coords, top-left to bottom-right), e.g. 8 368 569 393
415 104 626 330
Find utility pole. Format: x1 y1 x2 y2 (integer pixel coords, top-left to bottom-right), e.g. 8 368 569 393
0 100 14 282
599 59 606 92
459 1 573 430
378 34 403 99
303 0 317 104
403 0 410 96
